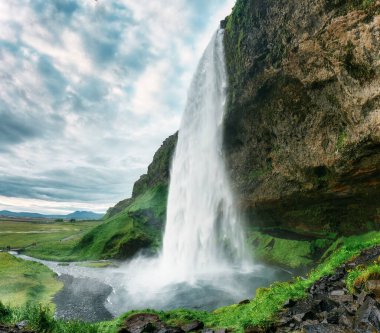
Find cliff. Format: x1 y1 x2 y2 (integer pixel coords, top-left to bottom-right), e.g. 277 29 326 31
105 133 178 219
74 134 177 259
222 0 380 241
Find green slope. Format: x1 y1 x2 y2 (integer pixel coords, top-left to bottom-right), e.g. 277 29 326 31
73 184 168 260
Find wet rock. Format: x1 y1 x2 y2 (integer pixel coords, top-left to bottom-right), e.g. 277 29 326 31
0 325 34 333
201 329 214 333
15 322 28 330
301 323 349 332
283 299 296 308
329 290 345 296
119 313 183 333
354 297 380 331
181 321 204 332
239 299 250 305
328 294 353 303
357 290 368 306
214 329 227 333
365 280 380 299
338 314 353 328
312 297 338 312
326 311 340 324
244 327 270 333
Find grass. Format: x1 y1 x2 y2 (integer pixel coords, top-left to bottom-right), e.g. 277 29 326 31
346 262 380 293
116 231 380 332
2 231 380 332
73 184 168 260
248 231 314 269
248 229 336 269
0 219 101 261
0 253 62 307
0 302 119 333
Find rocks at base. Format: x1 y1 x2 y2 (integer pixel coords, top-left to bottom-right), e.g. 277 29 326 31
301 323 350 333
118 313 184 333
14 322 28 330
247 246 380 333
118 314 209 333
0 324 34 333
181 321 204 332
365 280 380 299
118 314 229 333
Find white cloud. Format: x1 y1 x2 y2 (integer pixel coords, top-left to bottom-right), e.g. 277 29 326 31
0 0 236 214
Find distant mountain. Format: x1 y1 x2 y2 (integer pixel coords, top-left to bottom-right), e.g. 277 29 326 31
65 211 104 220
0 210 103 220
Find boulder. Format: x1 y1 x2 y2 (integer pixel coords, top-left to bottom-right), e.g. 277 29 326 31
181 321 204 332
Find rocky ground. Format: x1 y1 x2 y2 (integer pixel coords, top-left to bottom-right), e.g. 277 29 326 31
249 245 380 332
54 274 113 322
0 324 33 333
118 246 380 333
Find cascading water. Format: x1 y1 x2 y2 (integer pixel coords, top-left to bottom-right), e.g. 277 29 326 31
160 29 248 281
78 29 290 314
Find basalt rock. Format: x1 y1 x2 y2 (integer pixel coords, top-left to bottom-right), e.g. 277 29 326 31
118 313 184 333
0 325 34 333
252 246 380 332
222 0 380 236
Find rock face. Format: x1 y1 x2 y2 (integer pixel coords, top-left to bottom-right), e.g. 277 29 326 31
223 0 380 235
105 133 178 219
132 133 178 198
78 133 177 260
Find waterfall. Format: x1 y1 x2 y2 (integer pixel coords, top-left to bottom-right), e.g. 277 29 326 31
160 29 248 282
112 30 262 311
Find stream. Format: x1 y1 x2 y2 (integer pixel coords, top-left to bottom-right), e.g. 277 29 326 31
13 253 291 322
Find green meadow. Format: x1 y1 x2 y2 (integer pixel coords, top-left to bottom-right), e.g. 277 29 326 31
0 219 102 261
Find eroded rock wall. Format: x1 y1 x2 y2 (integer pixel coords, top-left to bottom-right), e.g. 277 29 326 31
223 0 380 235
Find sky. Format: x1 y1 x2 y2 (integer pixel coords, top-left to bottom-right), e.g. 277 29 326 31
0 0 236 214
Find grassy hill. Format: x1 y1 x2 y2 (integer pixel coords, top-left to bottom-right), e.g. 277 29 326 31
73 184 168 259
72 134 177 260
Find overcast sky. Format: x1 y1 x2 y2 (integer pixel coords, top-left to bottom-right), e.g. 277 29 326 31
0 0 235 214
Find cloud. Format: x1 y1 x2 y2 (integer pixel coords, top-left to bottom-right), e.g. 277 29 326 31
0 0 236 214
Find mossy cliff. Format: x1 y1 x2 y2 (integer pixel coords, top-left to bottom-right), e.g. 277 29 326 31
105 133 178 219
222 0 380 249
75 134 177 259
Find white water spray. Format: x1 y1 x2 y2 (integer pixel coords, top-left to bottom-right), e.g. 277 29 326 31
99 30 270 311
160 29 248 282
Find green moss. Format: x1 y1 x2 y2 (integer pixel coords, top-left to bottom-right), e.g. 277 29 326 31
346 263 380 293
73 184 168 260
249 231 314 269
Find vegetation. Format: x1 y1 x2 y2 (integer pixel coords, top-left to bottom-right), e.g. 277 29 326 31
73 184 168 260
0 253 62 307
0 219 101 261
346 262 380 293
2 231 380 332
148 231 380 331
0 302 118 333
